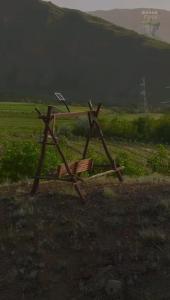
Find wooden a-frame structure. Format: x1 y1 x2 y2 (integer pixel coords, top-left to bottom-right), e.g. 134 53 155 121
31 102 123 201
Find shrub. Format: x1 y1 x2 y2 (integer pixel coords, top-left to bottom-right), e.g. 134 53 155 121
43 147 62 175
147 145 170 175
0 141 62 182
116 151 147 176
103 187 116 199
100 115 170 144
101 117 137 141
0 142 39 182
63 114 170 145
132 116 155 142
154 115 170 143
72 117 89 137
88 148 108 165
57 124 73 138
139 228 166 245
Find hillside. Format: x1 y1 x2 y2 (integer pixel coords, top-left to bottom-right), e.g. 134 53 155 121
1 0 170 106
90 8 170 44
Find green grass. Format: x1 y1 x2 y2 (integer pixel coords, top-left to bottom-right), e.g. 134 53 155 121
0 102 164 140
0 102 92 140
0 102 169 183
104 111 163 121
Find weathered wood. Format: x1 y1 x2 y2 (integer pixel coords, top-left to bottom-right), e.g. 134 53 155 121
31 106 52 195
83 103 102 159
56 159 93 177
32 102 124 202
93 118 123 182
42 118 86 202
86 166 124 180
39 111 95 119
82 112 92 159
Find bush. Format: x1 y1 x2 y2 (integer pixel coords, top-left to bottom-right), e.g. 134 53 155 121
116 151 147 176
0 141 62 182
57 124 73 138
88 148 108 165
147 145 170 175
72 118 89 137
0 142 39 182
101 117 137 141
60 114 170 145
100 115 170 144
132 117 155 142
154 116 170 143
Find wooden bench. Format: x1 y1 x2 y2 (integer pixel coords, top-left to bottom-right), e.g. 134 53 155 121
51 159 93 178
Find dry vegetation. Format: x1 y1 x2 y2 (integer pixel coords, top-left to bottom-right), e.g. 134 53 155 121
0 180 170 300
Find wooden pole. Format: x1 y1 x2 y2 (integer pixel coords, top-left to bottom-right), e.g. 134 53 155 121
85 102 123 182
82 112 93 159
93 119 123 182
31 106 52 195
82 103 102 159
40 116 85 202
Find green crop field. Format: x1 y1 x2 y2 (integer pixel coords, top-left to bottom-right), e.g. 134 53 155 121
0 102 169 183
0 102 89 140
0 102 164 140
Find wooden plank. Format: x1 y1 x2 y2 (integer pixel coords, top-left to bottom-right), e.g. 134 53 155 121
57 159 93 177
38 111 95 120
86 166 125 180
93 118 123 182
51 111 95 118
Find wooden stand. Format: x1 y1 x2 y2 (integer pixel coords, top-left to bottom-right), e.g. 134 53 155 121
31 103 123 201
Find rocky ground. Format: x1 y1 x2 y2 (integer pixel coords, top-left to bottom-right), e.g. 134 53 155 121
0 181 170 300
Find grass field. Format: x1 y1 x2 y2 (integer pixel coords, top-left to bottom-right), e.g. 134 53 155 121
0 102 169 182
0 102 106 140
0 102 164 141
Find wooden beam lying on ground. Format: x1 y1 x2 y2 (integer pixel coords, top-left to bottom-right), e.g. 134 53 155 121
86 166 124 181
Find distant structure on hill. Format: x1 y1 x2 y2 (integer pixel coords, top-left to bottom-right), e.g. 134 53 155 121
90 8 170 43
141 10 160 38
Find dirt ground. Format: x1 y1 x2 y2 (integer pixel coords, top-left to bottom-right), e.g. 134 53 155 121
0 181 170 300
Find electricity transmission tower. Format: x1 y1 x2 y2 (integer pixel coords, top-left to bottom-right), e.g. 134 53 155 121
141 10 160 38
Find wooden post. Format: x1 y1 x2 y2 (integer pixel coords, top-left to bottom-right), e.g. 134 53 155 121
82 112 93 159
84 102 123 182
31 106 52 195
52 116 56 136
38 114 85 202
83 103 102 159
93 119 123 182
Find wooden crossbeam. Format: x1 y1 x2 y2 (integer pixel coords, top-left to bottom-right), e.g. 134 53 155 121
39 111 95 120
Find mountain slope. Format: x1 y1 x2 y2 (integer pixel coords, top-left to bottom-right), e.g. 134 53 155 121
1 0 170 106
90 8 170 44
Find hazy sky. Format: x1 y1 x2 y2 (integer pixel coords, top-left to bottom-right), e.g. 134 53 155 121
49 0 170 11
